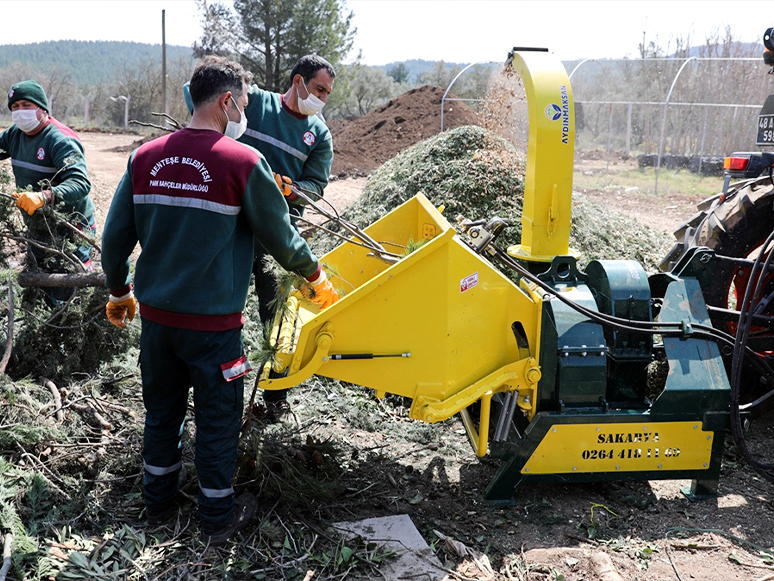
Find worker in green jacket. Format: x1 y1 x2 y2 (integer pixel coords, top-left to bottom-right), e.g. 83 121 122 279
184 55 335 423
102 56 338 543
0 80 96 304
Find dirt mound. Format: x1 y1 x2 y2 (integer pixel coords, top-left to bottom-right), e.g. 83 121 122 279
328 85 480 177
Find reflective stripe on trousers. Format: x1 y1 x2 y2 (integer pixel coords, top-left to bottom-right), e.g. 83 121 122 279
144 460 182 476
200 485 235 498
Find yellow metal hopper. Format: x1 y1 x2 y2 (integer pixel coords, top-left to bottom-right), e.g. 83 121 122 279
261 193 544 454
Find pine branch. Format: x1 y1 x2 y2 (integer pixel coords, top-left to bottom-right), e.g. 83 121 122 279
39 206 101 253
0 270 13 375
0 233 83 271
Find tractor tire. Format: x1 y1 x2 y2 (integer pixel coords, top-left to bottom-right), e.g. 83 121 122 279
661 175 774 403
660 176 774 278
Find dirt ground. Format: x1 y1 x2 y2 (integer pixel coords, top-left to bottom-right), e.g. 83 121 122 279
72 130 774 581
573 152 709 236
75 131 368 235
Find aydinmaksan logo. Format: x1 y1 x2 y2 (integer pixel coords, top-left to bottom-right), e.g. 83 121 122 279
544 103 562 121
543 85 571 144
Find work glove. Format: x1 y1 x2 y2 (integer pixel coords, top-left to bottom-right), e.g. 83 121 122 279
14 190 51 215
273 173 298 201
304 270 338 309
106 290 137 329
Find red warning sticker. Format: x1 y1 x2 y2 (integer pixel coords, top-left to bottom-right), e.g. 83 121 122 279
460 272 479 293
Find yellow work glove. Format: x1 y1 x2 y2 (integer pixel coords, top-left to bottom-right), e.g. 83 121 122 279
273 173 298 201
106 291 137 329
15 190 50 215
305 270 338 309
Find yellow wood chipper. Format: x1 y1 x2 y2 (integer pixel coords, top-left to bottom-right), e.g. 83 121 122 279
259 47 773 503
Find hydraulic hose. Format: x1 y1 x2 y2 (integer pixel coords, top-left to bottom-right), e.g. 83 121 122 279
490 245 774 379
727 227 774 482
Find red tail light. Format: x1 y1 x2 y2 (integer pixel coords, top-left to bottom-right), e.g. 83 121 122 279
724 157 750 171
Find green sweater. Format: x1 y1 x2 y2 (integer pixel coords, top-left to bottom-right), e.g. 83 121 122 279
183 83 333 209
101 127 320 331
240 85 333 205
0 118 94 220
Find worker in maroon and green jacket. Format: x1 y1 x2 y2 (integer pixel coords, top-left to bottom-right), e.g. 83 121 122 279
0 80 96 277
184 55 334 423
101 56 338 544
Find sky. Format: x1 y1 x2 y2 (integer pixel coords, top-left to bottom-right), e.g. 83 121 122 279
0 0 768 65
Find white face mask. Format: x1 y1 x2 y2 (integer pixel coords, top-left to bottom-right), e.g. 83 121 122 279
223 97 247 140
12 108 42 133
297 79 326 116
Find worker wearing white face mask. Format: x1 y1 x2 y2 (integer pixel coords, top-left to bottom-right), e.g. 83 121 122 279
223 96 248 140
0 80 97 302
102 55 338 543
1 80 94 224
184 54 336 424
245 55 336 423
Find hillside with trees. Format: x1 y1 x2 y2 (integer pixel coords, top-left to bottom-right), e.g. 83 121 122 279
0 41 193 85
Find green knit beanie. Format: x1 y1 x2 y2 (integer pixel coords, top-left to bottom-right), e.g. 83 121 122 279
7 80 49 112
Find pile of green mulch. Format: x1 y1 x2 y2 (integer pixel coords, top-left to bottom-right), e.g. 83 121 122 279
312 125 673 272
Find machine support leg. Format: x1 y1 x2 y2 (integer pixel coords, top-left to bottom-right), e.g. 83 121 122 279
683 429 725 500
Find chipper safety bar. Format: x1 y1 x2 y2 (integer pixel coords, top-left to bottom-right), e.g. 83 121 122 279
260 48 731 504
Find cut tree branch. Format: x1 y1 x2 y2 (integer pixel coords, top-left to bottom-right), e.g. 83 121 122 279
42 209 101 253
0 234 82 270
0 271 14 374
43 378 64 423
17 271 105 288
0 533 12 581
129 119 174 133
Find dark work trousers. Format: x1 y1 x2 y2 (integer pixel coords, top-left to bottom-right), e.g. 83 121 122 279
253 206 303 403
140 319 244 533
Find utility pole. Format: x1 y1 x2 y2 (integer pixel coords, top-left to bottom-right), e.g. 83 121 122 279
162 9 168 116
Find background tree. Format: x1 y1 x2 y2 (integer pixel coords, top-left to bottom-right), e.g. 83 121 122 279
349 65 396 115
324 64 411 119
417 60 458 88
387 62 410 84
194 0 355 93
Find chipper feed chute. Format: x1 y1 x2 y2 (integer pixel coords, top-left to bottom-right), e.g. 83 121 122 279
262 193 545 457
260 47 733 505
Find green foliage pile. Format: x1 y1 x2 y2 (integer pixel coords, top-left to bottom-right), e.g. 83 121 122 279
0 340 393 580
570 194 674 271
312 125 673 271
312 125 527 255
0 170 135 381
0 282 392 580
10 282 139 382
